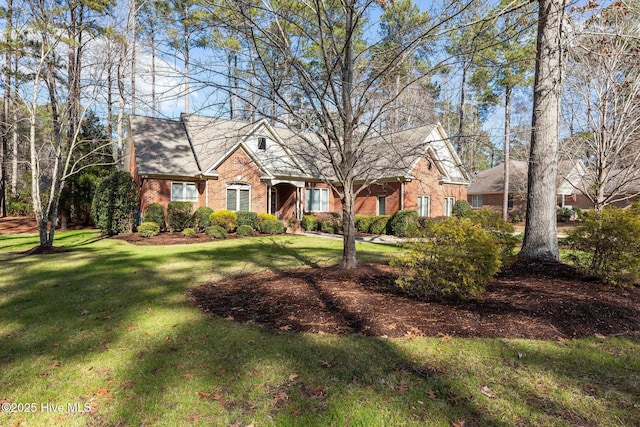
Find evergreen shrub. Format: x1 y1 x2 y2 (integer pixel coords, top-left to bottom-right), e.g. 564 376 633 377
391 217 501 300
387 210 419 236
369 215 390 235
91 171 138 235
205 225 227 239
192 206 213 232
237 211 259 229
566 207 640 286
182 227 196 237
143 203 165 228
354 215 373 233
167 201 193 232
260 219 285 234
301 215 318 231
138 222 160 238
452 200 473 218
236 224 255 236
209 210 237 232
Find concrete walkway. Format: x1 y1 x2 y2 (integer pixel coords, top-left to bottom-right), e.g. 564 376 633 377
301 232 404 244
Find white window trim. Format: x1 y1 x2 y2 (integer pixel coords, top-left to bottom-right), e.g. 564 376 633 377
444 196 455 217
226 183 251 212
171 182 198 202
471 194 483 209
418 195 431 217
305 187 329 212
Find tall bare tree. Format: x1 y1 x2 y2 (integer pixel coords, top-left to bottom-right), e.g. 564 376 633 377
560 1 640 210
520 0 568 262
205 0 470 268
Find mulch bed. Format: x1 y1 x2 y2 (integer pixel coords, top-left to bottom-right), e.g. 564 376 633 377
189 261 640 340
111 232 227 245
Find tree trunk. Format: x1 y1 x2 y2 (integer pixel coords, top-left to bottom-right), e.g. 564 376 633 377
502 86 512 221
520 0 566 262
131 0 137 115
341 185 358 269
0 0 11 217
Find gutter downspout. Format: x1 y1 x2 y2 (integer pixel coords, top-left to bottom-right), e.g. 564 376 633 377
400 181 405 211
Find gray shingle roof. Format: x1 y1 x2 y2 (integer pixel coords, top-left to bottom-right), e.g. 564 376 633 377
130 115 200 176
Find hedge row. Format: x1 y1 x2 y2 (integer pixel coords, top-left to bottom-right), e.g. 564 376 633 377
139 204 286 236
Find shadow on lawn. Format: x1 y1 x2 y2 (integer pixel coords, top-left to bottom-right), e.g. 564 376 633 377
1 236 638 426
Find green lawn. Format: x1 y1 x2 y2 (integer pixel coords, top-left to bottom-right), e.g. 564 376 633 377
1 231 638 426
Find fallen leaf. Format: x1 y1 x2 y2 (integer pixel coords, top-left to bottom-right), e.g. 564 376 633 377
123 380 135 389
96 388 110 397
187 414 201 425
451 421 465 427
183 373 194 379
320 360 332 368
310 386 326 398
81 309 90 316
279 325 291 331
49 361 61 369
583 384 596 396
480 385 495 398
273 392 288 403
288 373 300 382
426 388 436 399
292 408 302 416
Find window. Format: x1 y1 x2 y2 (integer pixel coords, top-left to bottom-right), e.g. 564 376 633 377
508 194 514 209
378 196 386 215
258 137 267 150
444 197 455 217
226 183 250 212
305 188 329 212
171 182 198 202
418 195 430 217
471 194 483 208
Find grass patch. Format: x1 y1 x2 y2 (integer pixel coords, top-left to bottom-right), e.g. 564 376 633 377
0 231 638 426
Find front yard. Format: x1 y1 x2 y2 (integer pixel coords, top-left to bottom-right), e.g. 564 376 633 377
0 230 638 426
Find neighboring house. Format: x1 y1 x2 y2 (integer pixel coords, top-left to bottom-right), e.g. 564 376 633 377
467 160 590 216
125 114 470 221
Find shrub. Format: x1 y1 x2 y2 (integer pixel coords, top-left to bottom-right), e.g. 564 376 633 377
369 215 390 235
452 200 473 218
192 206 213 232
91 171 139 236
316 212 342 234
138 221 160 238
167 201 193 232
287 217 300 232
257 213 278 231
390 217 501 300
260 219 286 234
209 210 237 232
572 207 584 221
236 224 255 236
143 203 165 228
7 193 33 216
237 211 259 230
566 207 640 286
301 215 318 231
205 225 227 239
557 207 573 222
470 208 518 267
387 210 419 237
182 227 196 237
354 215 373 233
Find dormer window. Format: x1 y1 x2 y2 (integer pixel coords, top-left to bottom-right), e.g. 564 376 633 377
258 137 267 150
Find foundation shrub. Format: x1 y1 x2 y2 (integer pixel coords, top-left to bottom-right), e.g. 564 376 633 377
205 225 227 239
301 215 318 231
354 215 373 233
138 221 160 238
237 211 258 230
369 215 390 235
566 207 640 287
452 200 473 218
236 224 255 236
209 210 237 232
192 206 213 232
390 217 501 300
182 227 196 237
257 213 278 231
557 207 573 222
91 171 138 235
143 203 165 228
260 219 286 235
387 210 419 237
316 212 341 234
167 201 193 232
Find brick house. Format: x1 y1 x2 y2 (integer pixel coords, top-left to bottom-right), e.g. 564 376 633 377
466 159 594 216
125 114 470 221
